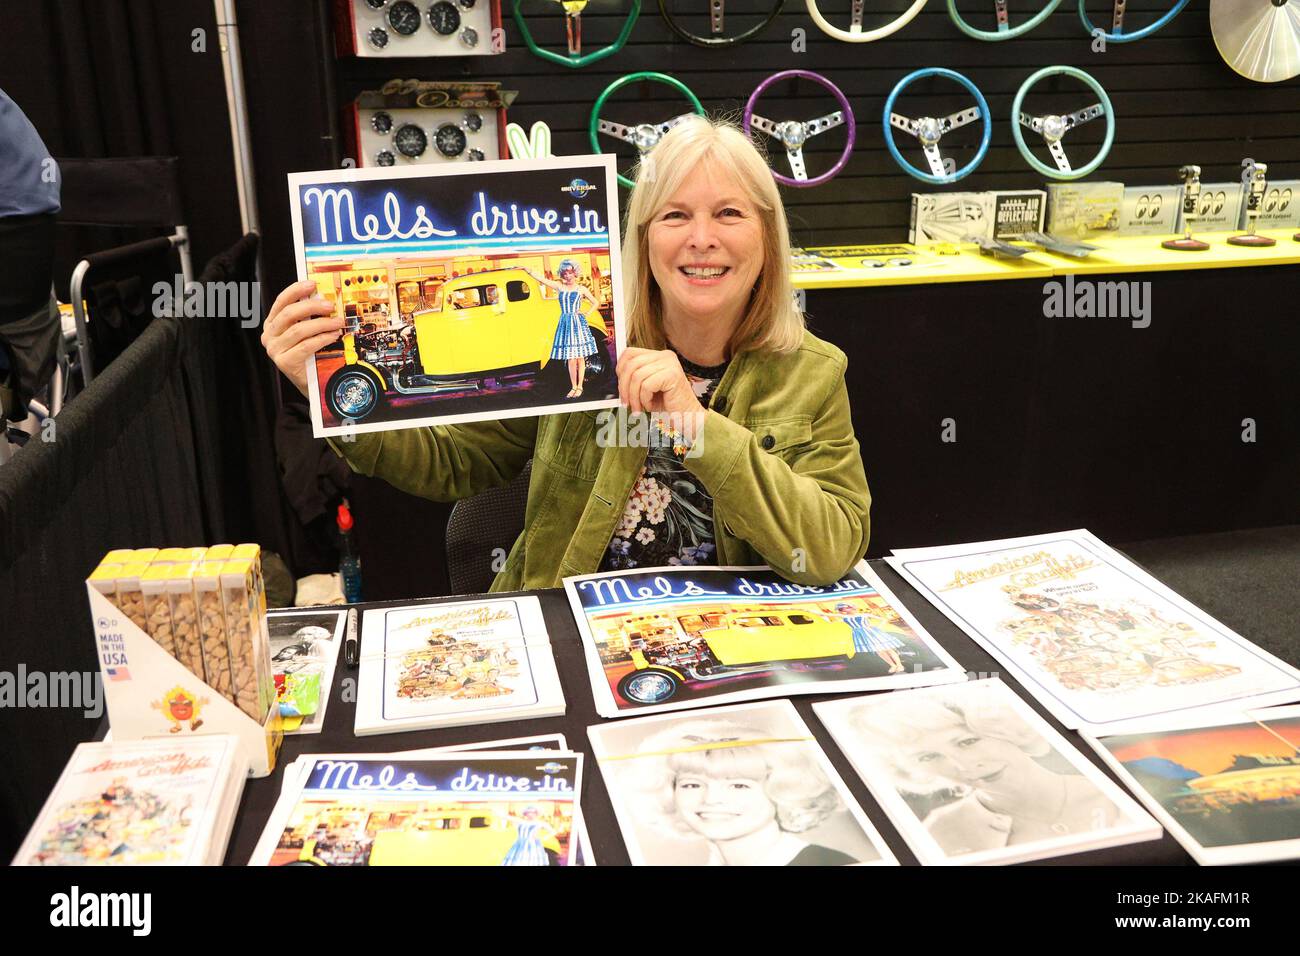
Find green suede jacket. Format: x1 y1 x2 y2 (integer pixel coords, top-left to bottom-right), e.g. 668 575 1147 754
328 329 871 591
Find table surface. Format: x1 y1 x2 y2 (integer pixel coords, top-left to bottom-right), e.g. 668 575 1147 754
791 230 1300 290
225 525 1300 866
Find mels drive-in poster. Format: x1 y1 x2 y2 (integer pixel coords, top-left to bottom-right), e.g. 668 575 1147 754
288 155 626 437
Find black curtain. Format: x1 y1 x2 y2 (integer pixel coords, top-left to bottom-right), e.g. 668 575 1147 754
0 313 204 859
0 0 244 275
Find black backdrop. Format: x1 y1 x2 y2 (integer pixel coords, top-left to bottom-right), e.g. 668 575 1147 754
0 5 1296 607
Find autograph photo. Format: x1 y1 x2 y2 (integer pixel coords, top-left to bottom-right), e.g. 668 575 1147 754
814 679 1160 865
588 700 896 866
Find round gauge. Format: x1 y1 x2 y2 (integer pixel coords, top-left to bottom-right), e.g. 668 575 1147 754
394 123 428 158
367 26 390 49
435 123 468 157
462 112 483 133
365 0 389 8
468 148 486 161
460 25 479 47
375 150 396 167
387 0 422 35
428 1 461 35
458 0 476 7
371 111 393 134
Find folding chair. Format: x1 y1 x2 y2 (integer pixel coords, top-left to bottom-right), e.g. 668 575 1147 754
57 157 192 385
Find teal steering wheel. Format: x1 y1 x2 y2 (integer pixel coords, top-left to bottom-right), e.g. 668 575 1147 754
1078 0 1189 43
884 68 991 184
947 0 1064 40
1012 66 1115 180
589 72 706 188
512 0 641 69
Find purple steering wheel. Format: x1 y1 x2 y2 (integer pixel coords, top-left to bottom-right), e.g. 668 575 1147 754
743 70 856 188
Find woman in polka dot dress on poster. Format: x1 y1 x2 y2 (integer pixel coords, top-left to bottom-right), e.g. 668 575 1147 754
527 260 602 399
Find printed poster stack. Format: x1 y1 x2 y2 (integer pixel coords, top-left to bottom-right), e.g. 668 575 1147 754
13 736 247 866
353 594 564 736
249 734 588 866
885 529 1300 865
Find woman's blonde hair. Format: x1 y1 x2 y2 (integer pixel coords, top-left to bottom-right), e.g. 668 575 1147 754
848 685 1053 791
622 718 841 836
621 114 805 356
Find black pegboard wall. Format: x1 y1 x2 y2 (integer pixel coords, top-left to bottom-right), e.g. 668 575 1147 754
332 0 1300 246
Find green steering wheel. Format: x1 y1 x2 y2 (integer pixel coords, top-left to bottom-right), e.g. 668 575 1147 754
947 0 1064 40
512 0 641 69
589 72 706 188
1012 66 1115 180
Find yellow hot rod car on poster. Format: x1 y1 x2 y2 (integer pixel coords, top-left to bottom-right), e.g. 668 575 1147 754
323 267 612 422
291 808 561 866
617 610 859 705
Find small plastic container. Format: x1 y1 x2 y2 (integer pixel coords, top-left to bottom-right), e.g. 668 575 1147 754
167 563 206 682
141 565 177 656
220 558 263 721
204 544 235 562
195 559 235 703
112 561 151 633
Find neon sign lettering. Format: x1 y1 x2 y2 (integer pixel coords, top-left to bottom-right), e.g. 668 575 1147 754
302 187 456 244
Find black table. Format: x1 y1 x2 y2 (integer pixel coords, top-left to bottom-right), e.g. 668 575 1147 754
224 525 1300 866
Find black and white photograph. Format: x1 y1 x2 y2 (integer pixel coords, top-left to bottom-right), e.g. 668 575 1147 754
814 679 1161 865
588 699 896 866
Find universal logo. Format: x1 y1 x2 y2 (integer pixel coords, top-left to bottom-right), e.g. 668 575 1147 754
562 178 597 200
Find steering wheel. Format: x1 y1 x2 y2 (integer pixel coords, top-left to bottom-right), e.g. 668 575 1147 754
805 0 928 42
1078 0 1189 43
1012 66 1115 180
743 71 856 188
512 0 641 68
658 0 786 47
589 72 707 188
883 68 991 184
947 0 1064 39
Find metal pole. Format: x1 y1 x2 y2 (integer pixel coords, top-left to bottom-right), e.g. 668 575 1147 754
214 0 260 236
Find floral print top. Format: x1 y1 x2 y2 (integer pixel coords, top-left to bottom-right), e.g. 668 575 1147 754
600 355 729 571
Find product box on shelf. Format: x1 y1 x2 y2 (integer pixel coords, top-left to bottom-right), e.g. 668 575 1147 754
1255 179 1300 229
348 79 517 168
1045 181 1124 239
88 546 283 777
909 190 1046 245
1189 182 1245 232
1118 185 1183 236
334 0 502 58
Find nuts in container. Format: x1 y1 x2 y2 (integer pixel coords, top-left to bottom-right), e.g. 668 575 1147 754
231 544 276 717
140 565 177 657
194 560 234 701
111 561 150 633
166 563 206 683
221 558 265 721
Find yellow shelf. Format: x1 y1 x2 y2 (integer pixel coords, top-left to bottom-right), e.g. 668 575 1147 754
791 230 1300 290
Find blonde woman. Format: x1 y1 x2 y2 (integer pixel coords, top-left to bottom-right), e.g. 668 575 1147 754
849 691 1120 855
623 718 857 866
261 115 871 588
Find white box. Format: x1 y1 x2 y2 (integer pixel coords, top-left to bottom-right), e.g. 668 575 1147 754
1255 179 1300 229
1118 185 1183 236
1045 182 1124 240
1189 182 1244 232
909 190 1045 245
89 585 283 777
